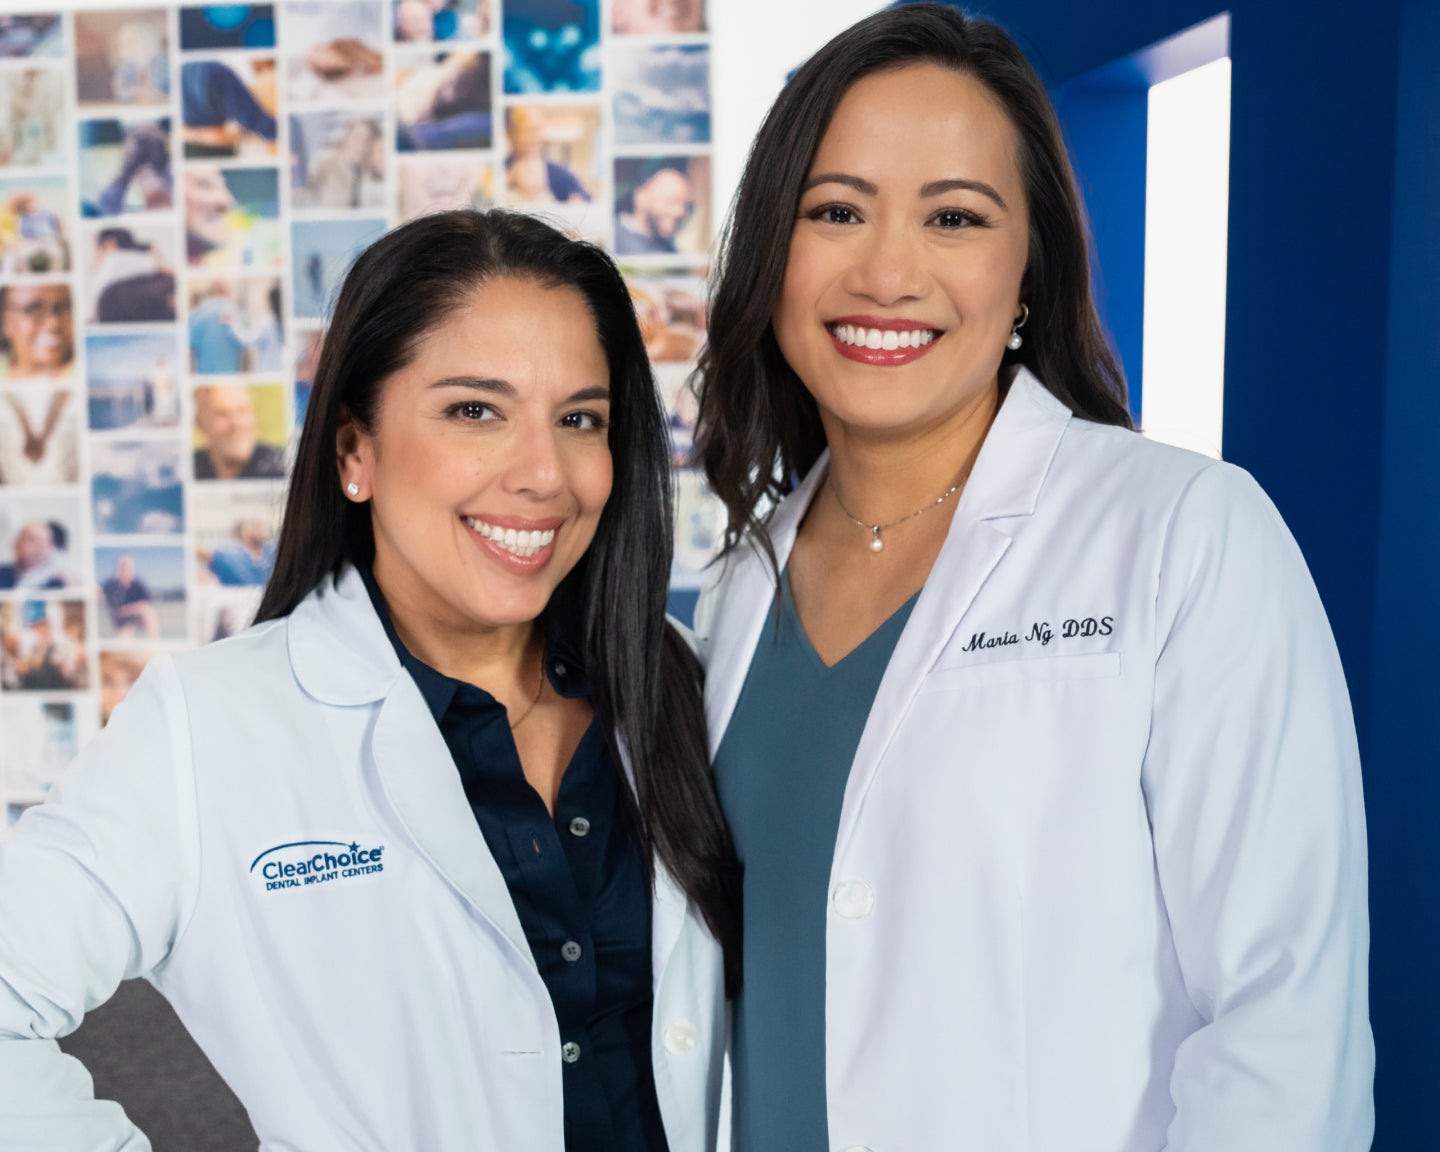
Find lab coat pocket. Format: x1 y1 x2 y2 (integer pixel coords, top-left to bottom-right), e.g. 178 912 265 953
919 650 1122 692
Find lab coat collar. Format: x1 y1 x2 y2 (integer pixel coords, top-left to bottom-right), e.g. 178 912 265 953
289 564 691 977
287 564 401 705
703 367 1073 779
287 565 534 964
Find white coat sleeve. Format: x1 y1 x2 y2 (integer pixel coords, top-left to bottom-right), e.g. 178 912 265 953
1142 463 1374 1150
0 656 200 1152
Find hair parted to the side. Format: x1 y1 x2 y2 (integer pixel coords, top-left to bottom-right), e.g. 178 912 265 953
694 1 1133 558
257 209 740 991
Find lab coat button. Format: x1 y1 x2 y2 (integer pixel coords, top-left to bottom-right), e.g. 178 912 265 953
561 1041 581 1064
561 940 583 963
568 816 591 837
832 880 875 919
663 1020 698 1055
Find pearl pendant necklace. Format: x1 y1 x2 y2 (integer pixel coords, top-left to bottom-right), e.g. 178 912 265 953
829 471 970 554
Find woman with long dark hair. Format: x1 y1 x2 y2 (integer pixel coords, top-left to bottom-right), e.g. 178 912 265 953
0 209 738 1151
694 5 1371 1150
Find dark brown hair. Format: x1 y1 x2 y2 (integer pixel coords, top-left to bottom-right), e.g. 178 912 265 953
694 2 1132 556
257 209 740 990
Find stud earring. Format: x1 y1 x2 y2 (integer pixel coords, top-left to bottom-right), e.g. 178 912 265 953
346 482 360 497
1007 303 1030 351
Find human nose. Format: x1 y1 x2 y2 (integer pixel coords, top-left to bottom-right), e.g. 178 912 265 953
502 424 565 500
841 219 930 307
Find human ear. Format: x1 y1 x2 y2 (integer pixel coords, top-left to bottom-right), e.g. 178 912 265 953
336 411 371 501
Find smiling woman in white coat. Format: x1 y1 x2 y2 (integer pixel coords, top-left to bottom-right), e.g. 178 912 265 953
692 6 1373 1151
0 210 739 1152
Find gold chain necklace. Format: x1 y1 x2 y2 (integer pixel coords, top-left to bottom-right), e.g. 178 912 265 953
509 650 546 729
829 470 971 554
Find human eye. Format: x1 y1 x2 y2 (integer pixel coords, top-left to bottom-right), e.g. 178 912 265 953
559 409 609 433
930 206 990 230
445 400 498 422
803 202 861 225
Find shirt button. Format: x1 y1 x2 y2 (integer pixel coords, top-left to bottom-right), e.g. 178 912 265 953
568 816 591 838
831 880 875 919
561 1041 581 1064
561 940 583 963
663 1020 698 1055
553 660 567 679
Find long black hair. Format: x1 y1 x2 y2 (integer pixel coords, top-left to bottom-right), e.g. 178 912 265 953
694 2 1133 556
257 209 740 989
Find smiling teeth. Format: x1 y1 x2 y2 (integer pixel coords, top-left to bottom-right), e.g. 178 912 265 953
829 324 938 349
464 518 555 558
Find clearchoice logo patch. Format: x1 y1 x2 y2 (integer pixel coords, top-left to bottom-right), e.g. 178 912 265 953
249 840 386 892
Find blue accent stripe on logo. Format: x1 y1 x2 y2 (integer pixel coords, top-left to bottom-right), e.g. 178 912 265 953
249 841 351 872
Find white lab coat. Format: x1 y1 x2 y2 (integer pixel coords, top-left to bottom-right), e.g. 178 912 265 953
695 369 1373 1152
0 566 726 1152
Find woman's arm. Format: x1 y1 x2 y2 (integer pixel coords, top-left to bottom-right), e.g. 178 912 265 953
0 657 201 1150
1142 463 1373 1150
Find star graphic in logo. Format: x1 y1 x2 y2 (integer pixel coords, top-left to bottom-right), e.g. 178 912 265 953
349 842 360 853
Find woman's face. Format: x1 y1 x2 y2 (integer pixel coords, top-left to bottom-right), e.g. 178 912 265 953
342 277 614 638
2 284 73 375
773 64 1030 442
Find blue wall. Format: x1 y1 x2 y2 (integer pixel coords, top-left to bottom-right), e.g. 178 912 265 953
958 0 1433 1144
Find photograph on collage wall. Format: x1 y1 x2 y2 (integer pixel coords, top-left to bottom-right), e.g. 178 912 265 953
191 382 288 480
655 364 697 467
179 5 277 53
0 600 87 692
503 0 600 94
185 166 281 267
612 44 709 146
0 69 67 169
78 118 173 217
291 217 387 319
0 492 83 591
194 482 282 587
624 267 705 363
0 698 83 800
503 105 599 206
613 155 710 258
195 586 262 645
0 16 63 60
612 0 705 34
0 387 79 487
0 177 70 276
94 543 186 640
86 330 181 430
0 282 74 381
394 0 490 43
90 438 183 535
292 326 322 428
188 277 285 375
180 56 279 160
74 9 170 108
671 468 725 589
99 649 148 724
285 1 386 104
290 112 386 210
396 155 493 220
395 50 492 151
86 222 177 323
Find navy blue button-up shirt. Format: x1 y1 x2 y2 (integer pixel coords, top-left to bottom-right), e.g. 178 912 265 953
361 570 668 1152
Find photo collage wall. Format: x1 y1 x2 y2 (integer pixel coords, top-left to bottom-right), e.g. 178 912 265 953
0 1 719 828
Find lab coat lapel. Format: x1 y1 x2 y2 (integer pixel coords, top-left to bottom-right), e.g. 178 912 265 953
614 743 690 985
371 675 534 967
701 460 830 757
288 566 534 967
833 370 1072 860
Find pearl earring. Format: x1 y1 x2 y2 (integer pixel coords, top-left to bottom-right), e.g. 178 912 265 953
346 482 359 497
1007 303 1030 351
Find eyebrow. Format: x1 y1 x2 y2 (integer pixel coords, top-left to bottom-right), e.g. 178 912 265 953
429 376 611 403
800 172 1009 211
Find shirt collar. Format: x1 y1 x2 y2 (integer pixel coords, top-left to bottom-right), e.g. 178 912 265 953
357 564 593 726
